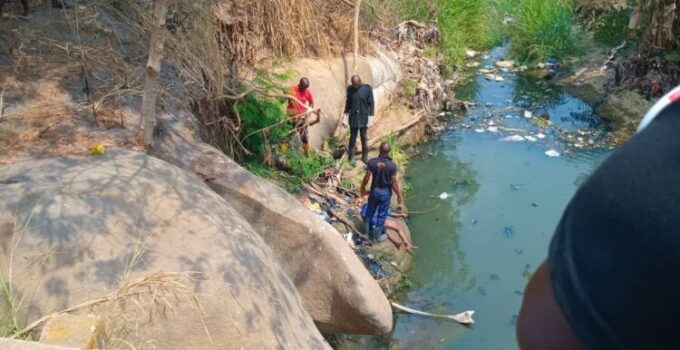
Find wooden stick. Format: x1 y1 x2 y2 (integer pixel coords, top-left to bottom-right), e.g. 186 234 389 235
391 302 475 325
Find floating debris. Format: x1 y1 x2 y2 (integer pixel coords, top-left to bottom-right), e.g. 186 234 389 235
536 133 546 139
466 49 477 58
524 110 533 118
475 128 486 133
501 135 525 142
439 192 451 200
510 184 523 191
487 126 499 133
504 225 515 238
495 60 515 68
545 149 561 157
479 68 495 74
525 135 538 142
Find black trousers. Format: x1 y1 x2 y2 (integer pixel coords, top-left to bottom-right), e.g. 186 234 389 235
348 127 368 162
0 0 28 16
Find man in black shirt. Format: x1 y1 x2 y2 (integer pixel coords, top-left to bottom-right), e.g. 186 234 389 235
344 75 375 165
361 142 403 242
517 87 680 349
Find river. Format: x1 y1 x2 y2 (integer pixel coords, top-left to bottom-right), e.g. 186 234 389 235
337 45 614 349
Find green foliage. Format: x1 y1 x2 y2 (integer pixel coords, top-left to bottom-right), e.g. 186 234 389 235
403 78 418 96
594 9 630 47
666 53 680 62
237 94 291 162
247 149 335 192
396 275 416 291
386 0 436 22
510 0 580 63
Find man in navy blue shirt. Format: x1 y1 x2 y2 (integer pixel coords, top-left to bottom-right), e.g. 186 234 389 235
360 142 403 242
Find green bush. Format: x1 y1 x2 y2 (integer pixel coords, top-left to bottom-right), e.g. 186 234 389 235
510 0 580 62
594 9 630 47
237 93 291 161
247 149 335 192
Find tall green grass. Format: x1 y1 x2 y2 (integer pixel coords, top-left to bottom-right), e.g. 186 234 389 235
510 0 580 62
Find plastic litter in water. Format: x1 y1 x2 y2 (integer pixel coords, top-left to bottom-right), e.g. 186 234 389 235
545 149 561 157
501 135 525 142
525 135 538 142
536 133 546 139
487 126 499 133
495 75 505 82
475 128 486 133
439 192 451 200
524 110 533 118
504 225 515 238
505 115 513 118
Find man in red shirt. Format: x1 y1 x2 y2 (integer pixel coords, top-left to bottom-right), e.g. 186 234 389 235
287 78 315 155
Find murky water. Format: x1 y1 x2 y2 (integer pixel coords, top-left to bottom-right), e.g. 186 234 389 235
336 46 614 349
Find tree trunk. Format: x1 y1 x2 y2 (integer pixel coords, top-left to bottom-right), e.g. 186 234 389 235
140 0 169 147
352 0 362 73
642 0 680 50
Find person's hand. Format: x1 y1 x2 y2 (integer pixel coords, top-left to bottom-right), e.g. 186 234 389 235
367 115 375 127
397 194 403 204
342 113 349 127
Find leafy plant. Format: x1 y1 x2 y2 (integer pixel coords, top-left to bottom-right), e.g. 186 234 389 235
594 9 631 47
403 78 418 96
397 275 416 291
510 0 580 63
237 93 292 162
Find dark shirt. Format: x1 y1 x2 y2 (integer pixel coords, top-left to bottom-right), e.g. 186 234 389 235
549 101 680 349
344 84 375 128
367 156 396 190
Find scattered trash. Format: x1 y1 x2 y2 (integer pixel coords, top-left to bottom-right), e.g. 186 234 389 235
501 135 525 142
495 75 504 82
466 62 481 68
525 135 538 142
487 126 499 133
545 149 561 157
510 184 522 191
471 219 478 225
524 110 533 118
483 55 490 60
502 16 515 24
479 68 495 74
391 261 399 268
466 49 477 59
88 144 106 155
439 192 451 200
488 121 495 126
344 233 355 248
504 225 515 238
475 128 486 133
531 203 539 207
536 133 546 139
505 115 513 118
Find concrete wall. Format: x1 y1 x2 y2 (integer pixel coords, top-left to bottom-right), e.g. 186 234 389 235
285 46 402 147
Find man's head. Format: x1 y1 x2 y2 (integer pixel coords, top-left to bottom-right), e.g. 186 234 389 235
298 77 310 91
351 75 362 88
379 142 390 156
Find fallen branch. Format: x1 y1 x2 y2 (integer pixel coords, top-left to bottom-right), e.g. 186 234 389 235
391 302 475 325
367 111 425 146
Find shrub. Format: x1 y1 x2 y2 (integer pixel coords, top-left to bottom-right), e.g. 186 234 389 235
510 0 580 63
237 94 291 162
594 9 630 47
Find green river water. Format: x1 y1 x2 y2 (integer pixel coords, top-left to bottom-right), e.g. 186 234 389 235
338 45 614 349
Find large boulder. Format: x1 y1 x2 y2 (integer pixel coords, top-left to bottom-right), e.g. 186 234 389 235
0 150 329 349
153 116 394 335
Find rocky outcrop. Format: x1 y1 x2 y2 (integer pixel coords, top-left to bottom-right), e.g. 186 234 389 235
0 150 329 349
285 47 402 147
153 115 394 335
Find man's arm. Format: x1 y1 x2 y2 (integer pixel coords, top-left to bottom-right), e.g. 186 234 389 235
361 170 372 197
391 174 403 204
307 90 314 109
